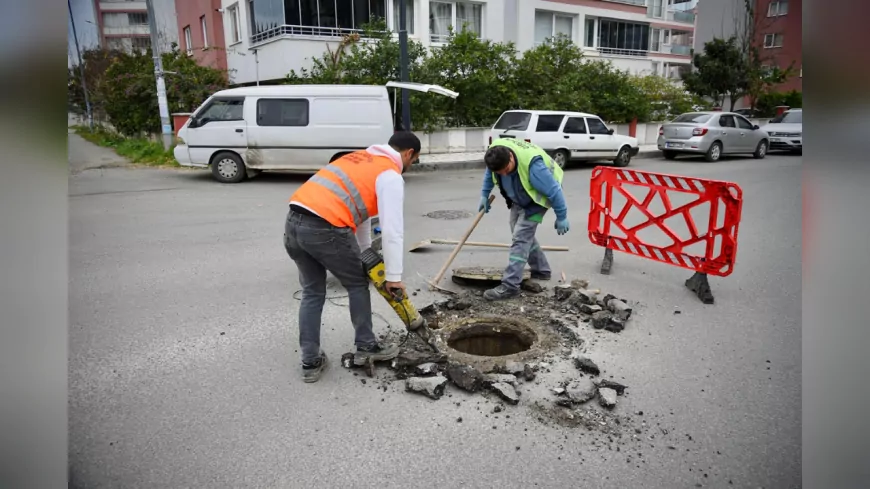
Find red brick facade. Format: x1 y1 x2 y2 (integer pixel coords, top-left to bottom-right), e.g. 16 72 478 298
753 0 801 92
175 0 227 72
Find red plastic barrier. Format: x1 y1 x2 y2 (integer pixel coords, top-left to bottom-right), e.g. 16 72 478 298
588 167 743 277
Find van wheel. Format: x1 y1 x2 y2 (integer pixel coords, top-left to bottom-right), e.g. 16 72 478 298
705 142 722 162
211 152 246 184
552 149 570 169
613 146 631 167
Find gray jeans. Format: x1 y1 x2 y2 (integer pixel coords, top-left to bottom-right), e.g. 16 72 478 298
283 209 376 365
502 205 551 290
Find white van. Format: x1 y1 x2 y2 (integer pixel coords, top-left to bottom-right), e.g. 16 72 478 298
489 110 640 168
174 82 458 183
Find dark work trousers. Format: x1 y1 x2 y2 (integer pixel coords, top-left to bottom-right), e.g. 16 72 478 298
283 208 376 365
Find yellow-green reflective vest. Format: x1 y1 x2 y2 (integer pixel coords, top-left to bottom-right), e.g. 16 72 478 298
489 138 565 209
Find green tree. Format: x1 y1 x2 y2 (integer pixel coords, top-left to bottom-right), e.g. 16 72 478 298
513 35 591 112
67 48 126 120
418 28 518 127
631 74 705 121
102 45 228 136
681 37 746 111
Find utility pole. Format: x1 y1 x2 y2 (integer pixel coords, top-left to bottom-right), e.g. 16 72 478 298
398 0 411 130
253 48 260 86
68 0 93 130
145 0 173 150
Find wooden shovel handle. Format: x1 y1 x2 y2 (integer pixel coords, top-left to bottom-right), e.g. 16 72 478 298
431 195 496 286
427 239 569 251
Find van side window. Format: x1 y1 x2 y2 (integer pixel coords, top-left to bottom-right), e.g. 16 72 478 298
536 115 565 132
257 99 309 127
563 117 587 134
198 98 244 122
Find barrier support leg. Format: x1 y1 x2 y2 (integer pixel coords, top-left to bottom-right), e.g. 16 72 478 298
685 272 714 304
600 248 613 275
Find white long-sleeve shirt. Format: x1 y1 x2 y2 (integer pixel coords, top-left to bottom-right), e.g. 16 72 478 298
291 144 405 282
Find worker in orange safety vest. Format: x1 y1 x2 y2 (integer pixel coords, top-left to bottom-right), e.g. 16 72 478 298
283 132 421 383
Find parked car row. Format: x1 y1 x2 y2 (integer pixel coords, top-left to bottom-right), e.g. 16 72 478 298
174 83 801 183
657 108 802 161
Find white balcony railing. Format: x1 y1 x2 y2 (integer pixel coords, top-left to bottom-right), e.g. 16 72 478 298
601 0 647 6
598 47 648 57
669 44 691 55
251 24 375 44
670 10 695 23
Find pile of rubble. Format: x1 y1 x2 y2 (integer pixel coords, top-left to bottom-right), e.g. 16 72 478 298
341 278 635 413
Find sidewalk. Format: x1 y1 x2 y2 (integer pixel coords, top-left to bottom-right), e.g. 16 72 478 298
411 145 661 173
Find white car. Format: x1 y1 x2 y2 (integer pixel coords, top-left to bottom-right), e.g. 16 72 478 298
489 110 639 168
759 108 802 153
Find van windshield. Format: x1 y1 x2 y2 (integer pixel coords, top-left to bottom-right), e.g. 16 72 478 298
494 112 531 131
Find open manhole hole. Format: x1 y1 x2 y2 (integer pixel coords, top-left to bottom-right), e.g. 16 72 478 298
425 210 473 220
446 318 537 357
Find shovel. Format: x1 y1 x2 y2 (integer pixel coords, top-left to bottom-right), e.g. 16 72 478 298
410 238 569 253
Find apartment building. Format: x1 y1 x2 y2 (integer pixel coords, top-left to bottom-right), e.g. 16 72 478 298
753 0 800 92
175 0 228 71
95 0 179 53
220 0 696 85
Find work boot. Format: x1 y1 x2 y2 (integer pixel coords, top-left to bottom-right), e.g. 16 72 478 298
483 284 520 301
530 271 551 281
356 342 399 362
302 352 328 383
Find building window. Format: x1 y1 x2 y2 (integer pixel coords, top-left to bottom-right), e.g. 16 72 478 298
650 27 661 51
649 0 663 18
598 19 650 56
256 99 310 127
533 11 573 46
132 37 151 52
128 12 149 25
183 26 193 54
584 17 595 47
227 4 241 44
429 1 482 44
768 0 788 17
763 33 783 48
262 0 388 42
651 60 660 75
201 15 209 47
392 0 415 35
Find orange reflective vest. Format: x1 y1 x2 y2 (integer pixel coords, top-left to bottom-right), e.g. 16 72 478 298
290 151 399 230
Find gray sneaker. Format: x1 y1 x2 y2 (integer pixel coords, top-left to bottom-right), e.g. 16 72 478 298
302 352 328 383
356 342 399 362
483 284 520 301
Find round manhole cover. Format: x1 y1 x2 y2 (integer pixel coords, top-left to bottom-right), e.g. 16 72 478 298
447 319 537 357
425 210 473 220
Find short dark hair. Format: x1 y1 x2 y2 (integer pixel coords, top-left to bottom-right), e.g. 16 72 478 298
388 131 421 154
484 146 511 172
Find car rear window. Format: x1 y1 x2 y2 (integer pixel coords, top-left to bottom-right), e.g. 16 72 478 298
494 112 531 131
535 114 565 132
673 113 713 123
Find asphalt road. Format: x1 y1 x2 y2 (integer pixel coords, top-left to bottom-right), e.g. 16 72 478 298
69 137 801 488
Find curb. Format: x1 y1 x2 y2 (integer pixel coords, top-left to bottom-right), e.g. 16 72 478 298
408 150 661 173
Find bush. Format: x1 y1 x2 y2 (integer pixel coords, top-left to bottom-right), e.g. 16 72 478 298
73 125 178 167
631 74 707 121
96 45 228 137
755 90 802 117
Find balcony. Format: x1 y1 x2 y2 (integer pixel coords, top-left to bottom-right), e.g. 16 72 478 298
601 0 647 6
669 44 691 55
669 10 695 23
251 24 374 44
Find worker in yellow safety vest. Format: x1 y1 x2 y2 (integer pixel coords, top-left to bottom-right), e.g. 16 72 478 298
478 138 570 301
284 132 421 383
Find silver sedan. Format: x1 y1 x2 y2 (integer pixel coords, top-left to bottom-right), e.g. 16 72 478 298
657 112 770 162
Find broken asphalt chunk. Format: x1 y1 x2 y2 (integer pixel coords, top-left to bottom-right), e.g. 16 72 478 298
415 362 439 376
523 364 537 381
606 298 633 321
446 363 485 392
501 361 526 375
566 378 597 404
521 279 544 293
573 356 601 376
489 382 520 405
573 289 598 305
405 375 448 400
554 284 574 301
392 350 448 369
598 387 618 408
484 373 518 387
570 279 589 290
595 379 628 395
341 352 355 369
579 303 603 315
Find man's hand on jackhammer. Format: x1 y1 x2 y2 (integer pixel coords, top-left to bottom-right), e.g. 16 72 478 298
385 281 407 298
